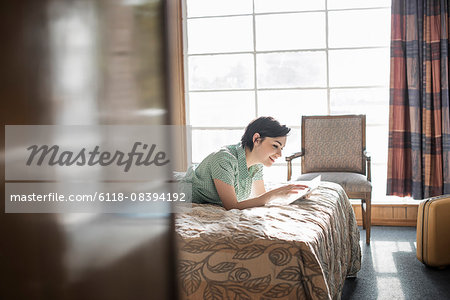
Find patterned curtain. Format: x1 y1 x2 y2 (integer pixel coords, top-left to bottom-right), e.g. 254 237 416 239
388 0 450 199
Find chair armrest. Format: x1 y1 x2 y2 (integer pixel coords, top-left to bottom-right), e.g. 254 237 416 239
285 151 303 162
363 150 371 182
286 152 303 181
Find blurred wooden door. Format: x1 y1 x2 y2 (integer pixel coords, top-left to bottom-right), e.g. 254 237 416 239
0 1 179 299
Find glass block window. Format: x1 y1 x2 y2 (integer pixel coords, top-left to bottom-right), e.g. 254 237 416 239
183 0 391 201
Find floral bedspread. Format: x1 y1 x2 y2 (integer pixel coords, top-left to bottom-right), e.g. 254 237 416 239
175 182 361 300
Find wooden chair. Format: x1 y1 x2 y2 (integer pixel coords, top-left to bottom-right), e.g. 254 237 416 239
286 115 372 244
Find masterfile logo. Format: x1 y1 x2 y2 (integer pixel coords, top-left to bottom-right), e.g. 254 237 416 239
4 125 193 213
25 142 170 172
5 125 191 181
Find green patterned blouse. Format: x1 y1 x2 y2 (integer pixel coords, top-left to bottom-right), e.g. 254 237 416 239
187 143 263 206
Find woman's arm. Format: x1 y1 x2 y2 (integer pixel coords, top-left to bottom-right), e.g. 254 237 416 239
214 179 307 210
252 180 266 197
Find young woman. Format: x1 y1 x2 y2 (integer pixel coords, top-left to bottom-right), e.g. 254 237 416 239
185 117 307 210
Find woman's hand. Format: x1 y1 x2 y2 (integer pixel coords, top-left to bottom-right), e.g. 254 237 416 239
214 179 308 210
267 184 309 202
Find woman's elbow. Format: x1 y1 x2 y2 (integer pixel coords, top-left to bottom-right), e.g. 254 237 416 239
223 203 240 210
221 199 241 210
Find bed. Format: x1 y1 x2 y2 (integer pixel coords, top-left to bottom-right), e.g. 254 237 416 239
175 182 361 300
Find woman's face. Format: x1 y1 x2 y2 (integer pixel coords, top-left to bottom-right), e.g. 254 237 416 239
253 136 287 167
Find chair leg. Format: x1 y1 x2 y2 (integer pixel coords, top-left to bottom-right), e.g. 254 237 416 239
365 193 371 245
361 199 366 230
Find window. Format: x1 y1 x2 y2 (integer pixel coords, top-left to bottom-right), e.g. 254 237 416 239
183 0 391 202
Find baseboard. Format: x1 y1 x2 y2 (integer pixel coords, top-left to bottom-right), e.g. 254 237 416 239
352 203 418 227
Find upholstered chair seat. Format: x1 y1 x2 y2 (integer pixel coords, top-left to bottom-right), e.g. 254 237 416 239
297 172 372 193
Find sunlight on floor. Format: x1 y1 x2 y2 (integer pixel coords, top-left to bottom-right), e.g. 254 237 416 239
360 239 416 299
371 241 399 273
376 277 405 300
369 241 415 273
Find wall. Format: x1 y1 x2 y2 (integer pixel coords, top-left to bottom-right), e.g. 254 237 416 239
353 204 418 227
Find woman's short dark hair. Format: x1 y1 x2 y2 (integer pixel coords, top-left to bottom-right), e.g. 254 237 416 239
241 116 291 151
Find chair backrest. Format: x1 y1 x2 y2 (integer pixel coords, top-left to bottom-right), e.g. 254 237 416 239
301 115 366 174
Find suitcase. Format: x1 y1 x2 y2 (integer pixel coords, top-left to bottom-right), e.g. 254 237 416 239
416 194 450 267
